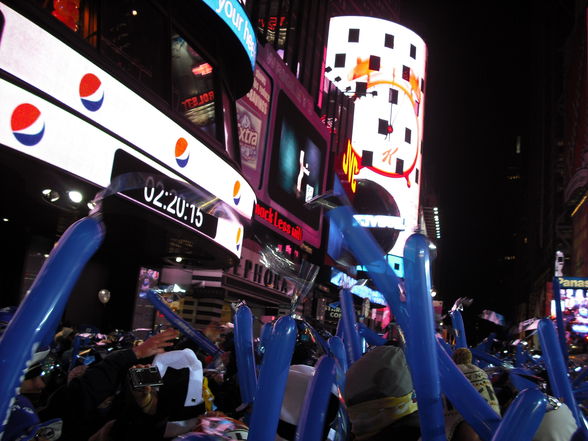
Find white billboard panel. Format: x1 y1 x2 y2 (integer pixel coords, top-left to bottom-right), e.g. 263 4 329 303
326 16 427 257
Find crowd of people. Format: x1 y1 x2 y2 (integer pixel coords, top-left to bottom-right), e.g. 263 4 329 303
0 308 585 441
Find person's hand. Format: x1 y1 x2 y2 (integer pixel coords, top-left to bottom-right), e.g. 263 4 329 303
132 328 179 359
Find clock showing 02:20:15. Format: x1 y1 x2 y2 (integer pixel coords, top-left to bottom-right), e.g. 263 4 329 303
111 149 219 239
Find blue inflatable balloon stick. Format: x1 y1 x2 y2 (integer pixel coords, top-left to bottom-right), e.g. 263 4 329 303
234 305 258 405
450 309 468 349
328 335 348 372
0 216 105 439
146 290 220 356
490 388 546 441
470 348 507 368
538 318 583 429
357 322 387 347
339 289 363 363
258 321 273 357
514 343 525 368
404 233 447 441
438 336 454 358
296 355 336 441
325 205 409 335
436 339 501 440
474 332 496 353
247 315 297 441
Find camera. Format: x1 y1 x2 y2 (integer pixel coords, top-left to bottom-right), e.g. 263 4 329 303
128 366 163 389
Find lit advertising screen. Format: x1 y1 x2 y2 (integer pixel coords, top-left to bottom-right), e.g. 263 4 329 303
325 16 427 257
551 277 588 334
236 65 272 188
330 268 387 306
268 92 326 229
0 4 256 221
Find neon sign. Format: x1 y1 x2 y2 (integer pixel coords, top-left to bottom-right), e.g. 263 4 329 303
254 202 303 242
341 139 360 193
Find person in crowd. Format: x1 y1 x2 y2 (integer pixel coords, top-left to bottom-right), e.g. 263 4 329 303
203 331 242 418
102 345 212 441
452 348 501 415
50 327 180 441
344 345 481 441
0 307 62 440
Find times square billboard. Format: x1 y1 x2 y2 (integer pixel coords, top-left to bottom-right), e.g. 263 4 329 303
325 16 427 259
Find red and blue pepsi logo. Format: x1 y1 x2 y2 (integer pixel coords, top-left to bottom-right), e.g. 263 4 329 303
11 103 45 146
79 73 104 111
175 138 190 168
233 180 242 205
235 227 243 252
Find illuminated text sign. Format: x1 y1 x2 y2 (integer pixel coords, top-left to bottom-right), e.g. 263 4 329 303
254 201 303 242
201 0 257 69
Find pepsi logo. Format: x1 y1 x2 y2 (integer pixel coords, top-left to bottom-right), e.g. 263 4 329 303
233 180 242 205
11 103 45 146
79 73 104 111
175 138 190 168
235 227 243 252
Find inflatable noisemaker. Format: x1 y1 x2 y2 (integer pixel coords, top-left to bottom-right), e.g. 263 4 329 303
450 309 468 349
234 304 257 405
323 203 409 337
146 290 220 356
404 233 447 441
295 354 337 441
489 388 546 441
538 318 584 429
247 315 297 441
339 288 362 363
0 216 104 439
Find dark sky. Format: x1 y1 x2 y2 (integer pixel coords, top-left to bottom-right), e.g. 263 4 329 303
391 1 568 323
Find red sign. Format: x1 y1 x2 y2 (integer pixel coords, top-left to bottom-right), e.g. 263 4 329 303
254 202 303 242
181 91 215 111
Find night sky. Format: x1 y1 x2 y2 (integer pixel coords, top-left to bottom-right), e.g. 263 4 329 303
392 1 573 330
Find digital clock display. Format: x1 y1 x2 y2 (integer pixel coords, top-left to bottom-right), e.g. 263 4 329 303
111 150 219 239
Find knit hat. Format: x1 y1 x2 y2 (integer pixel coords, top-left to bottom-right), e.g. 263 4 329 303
452 348 501 415
344 346 419 440
452 347 473 365
3 395 62 441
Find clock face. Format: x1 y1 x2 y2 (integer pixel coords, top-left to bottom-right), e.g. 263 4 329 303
357 80 420 185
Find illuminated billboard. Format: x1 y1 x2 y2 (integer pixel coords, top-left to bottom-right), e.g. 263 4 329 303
268 91 326 230
236 65 272 189
0 4 252 258
325 16 427 257
0 4 256 221
550 277 588 335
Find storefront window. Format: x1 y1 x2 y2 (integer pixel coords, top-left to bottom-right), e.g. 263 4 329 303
99 1 168 98
171 33 218 140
